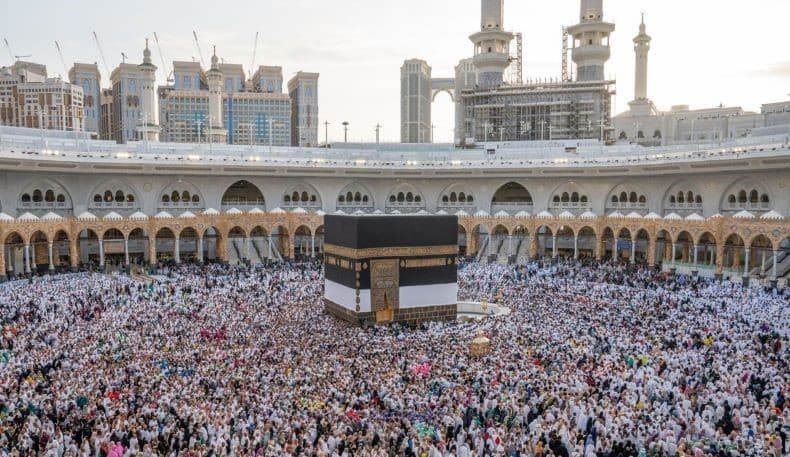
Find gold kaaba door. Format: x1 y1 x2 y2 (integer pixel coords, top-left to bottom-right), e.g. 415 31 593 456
370 259 399 323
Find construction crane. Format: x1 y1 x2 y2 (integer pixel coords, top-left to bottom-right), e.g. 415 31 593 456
121 52 128 64
4 38 31 63
561 27 572 82
192 31 207 68
153 32 174 83
92 31 111 76
54 41 69 77
249 31 259 79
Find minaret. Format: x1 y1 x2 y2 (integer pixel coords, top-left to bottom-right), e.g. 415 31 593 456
206 47 228 143
567 0 615 81
633 14 650 101
469 0 513 88
136 39 160 141
628 15 656 116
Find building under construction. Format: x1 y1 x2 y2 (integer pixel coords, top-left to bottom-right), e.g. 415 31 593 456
401 0 616 145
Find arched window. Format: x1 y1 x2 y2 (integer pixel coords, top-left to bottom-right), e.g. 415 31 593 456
561 192 570 203
406 192 414 202
670 196 676 204
33 190 43 202
292 191 299 202
44 190 55 202
389 195 396 203
749 190 758 203
310 195 317 202
338 195 346 203
450 192 457 202
728 195 736 204
397 192 405 202
620 192 627 202
687 191 694 203
695 195 702 204
346 192 353 202
611 195 618 203
162 194 170 203
677 192 685 203
354 192 362 202
284 195 291 203
182 191 190 202
629 192 637 203
171 191 180 202
362 195 369 203
738 190 747 203
653 130 662 139
22 193 31 203
442 195 449 203
760 194 769 203
192 195 200 203
56 194 65 203
638 195 646 204
553 196 561 203
93 194 101 203
127 194 135 202
301 191 309 202
580 195 588 203
115 190 125 202
415 195 422 203
619 131 627 140
104 190 113 202
467 195 474 203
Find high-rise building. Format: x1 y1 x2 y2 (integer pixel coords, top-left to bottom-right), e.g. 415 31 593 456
400 59 432 143
99 88 113 140
109 62 144 143
1 61 84 132
159 54 291 146
68 63 102 137
288 71 319 147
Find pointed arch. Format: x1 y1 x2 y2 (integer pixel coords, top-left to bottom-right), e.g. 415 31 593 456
337 182 375 212
385 183 426 213
221 180 266 211
87 178 142 216
17 178 74 216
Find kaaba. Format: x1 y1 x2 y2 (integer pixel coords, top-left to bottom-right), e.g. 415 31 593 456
323 215 458 326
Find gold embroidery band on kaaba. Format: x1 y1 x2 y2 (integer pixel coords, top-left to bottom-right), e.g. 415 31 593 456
323 244 458 259
401 258 451 268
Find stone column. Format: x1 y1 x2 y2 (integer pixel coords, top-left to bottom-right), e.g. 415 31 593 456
148 237 157 267
692 244 698 265
0 243 6 282
48 242 54 271
552 235 558 258
69 238 79 270
630 240 636 264
311 235 316 258
529 235 538 260
98 239 105 267
595 237 603 261
124 239 130 266
174 237 181 264
647 238 656 267
743 248 750 278
488 234 492 256
508 236 513 257
715 243 725 278
198 237 204 263
772 250 778 279
244 236 251 262
24 244 31 274
217 237 227 263
573 235 579 259
671 242 676 265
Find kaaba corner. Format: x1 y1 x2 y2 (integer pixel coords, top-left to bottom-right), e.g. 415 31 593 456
322 214 459 327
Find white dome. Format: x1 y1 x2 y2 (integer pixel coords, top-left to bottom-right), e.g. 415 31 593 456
558 211 575 219
455 210 469 217
103 211 123 221
129 211 149 220
225 208 243 215
625 212 643 219
708 213 723 219
269 207 286 214
536 211 553 219
315 210 327 216
663 212 682 220
334 210 347 215
154 211 174 219
76 211 98 221
17 212 39 221
494 210 510 218
474 210 490 217
416 210 429 215
291 207 308 214
515 211 531 218
354 210 366 215
248 207 265 214
732 210 755 219
0 212 14 222
579 211 597 219
607 211 624 218
179 211 197 219
435 210 449 215
41 212 63 221
685 213 704 221
202 208 220 216
644 212 662 220
760 210 783 220
372 210 384 215
389 210 402 215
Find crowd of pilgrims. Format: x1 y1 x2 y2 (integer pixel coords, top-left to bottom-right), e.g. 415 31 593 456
0 258 786 457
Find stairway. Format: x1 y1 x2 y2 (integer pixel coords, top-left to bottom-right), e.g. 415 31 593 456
475 237 489 263
229 240 242 265
249 239 263 265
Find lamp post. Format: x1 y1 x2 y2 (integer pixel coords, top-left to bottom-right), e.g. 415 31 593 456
539 119 545 141
375 124 381 144
342 121 349 143
323 121 330 147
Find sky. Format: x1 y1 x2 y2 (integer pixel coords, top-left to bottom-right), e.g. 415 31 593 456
2 0 788 143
